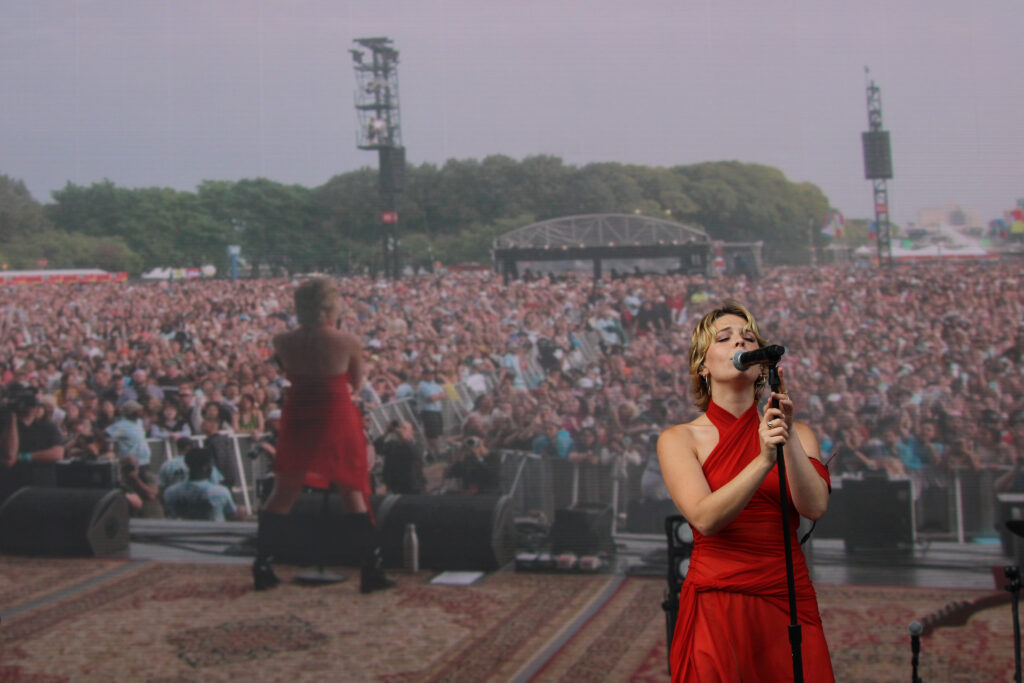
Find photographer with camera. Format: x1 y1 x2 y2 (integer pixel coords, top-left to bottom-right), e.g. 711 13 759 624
119 454 163 518
6 384 65 466
375 419 426 494
1 383 64 503
444 435 500 495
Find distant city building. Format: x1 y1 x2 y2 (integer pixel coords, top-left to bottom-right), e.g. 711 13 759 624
917 201 981 231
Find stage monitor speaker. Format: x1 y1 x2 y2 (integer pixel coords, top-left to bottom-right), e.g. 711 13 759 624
0 487 130 557
259 491 360 567
259 492 515 571
664 515 693 595
840 478 914 553
626 498 680 534
662 514 693 676
862 130 893 180
0 463 57 505
550 503 615 556
376 493 515 571
55 460 118 489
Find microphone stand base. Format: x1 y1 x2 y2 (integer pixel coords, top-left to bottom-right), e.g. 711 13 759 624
295 567 348 585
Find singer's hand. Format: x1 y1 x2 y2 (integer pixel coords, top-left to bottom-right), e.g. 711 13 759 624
759 404 789 461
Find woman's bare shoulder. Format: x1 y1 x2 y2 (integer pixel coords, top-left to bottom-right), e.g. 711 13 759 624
659 417 709 447
335 329 362 347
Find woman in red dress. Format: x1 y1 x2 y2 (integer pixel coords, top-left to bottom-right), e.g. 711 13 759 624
658 300 834 681
253 278 393 593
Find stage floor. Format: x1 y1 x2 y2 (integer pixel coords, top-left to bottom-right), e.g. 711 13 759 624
127 519 1010 591
1 522 1016 681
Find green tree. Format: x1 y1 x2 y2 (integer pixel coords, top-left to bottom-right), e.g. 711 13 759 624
3 230 141 272
199 178 324 276
47 180 233 272
0 174 54 243
672 162 830 264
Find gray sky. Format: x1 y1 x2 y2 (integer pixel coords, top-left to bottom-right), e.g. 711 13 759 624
2 0 1020 227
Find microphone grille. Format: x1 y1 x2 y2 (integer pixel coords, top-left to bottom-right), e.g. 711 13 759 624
908 621 923 636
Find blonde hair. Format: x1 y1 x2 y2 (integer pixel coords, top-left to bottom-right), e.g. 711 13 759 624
688 299 768 411
294 278 340 327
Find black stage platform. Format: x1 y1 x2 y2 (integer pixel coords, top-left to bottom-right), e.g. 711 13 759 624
127 519 1009 591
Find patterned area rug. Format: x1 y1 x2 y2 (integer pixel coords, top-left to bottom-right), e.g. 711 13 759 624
0 556 1017 682
818 584 1015 682
0 556 132 615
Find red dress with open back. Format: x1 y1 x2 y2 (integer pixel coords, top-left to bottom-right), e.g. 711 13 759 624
669 400 834 682
274 371 370 512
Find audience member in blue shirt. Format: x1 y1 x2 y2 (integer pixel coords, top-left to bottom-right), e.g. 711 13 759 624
163 447 244 522
532 421 574 459
105 400 151 467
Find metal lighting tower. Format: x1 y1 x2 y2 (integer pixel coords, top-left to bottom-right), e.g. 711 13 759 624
351 37 405 279
862 67 894 266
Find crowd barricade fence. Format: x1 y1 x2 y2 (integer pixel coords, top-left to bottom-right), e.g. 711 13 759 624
495 450 622 535
813 469 1004 547
142 423 1009 544
952 467 998 542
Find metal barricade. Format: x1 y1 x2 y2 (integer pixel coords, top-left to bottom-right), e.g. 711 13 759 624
954 468 998 542
499 449 555 524
496 451 622 531
145 438 174 474
230 434 255 516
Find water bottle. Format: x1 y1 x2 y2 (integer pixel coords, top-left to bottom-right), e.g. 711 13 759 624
403 523 420 573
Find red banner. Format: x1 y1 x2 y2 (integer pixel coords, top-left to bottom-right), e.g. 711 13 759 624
381 211 398 224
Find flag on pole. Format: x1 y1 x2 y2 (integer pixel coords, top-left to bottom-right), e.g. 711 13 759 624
868 221 877 240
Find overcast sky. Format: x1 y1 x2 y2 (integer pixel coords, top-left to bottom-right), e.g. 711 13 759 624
2 0 1020 227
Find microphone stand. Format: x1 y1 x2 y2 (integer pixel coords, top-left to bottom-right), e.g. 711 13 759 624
909 621 922 683
769 362 803 683
1007 565 1022 683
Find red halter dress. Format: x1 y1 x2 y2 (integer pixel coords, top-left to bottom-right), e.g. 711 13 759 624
274 372 371 513
669 400 834 682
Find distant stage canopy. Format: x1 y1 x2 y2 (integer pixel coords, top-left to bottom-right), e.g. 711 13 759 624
492 213 714 278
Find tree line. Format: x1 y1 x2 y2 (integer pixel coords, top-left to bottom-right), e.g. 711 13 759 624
0 156 845 275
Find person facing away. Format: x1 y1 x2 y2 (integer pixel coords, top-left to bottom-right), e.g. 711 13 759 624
253 277 393 594
657 299 834 682
163 446 244 521
376 419 427 494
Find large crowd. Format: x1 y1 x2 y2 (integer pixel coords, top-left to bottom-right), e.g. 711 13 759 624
2 260 1023 528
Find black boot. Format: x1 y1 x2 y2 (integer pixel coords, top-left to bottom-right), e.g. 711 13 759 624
253 511 285 591
354 513 395 594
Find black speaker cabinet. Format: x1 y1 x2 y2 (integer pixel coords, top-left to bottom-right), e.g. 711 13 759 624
550 503 615 556
259 490 361 567
55 461 118 489
0 463 57 505
0 487 130 557
627 498 681 534
862 130 893 179
824 478 915 553
260 492 516 571
664 515 693 594
376 493 515 571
